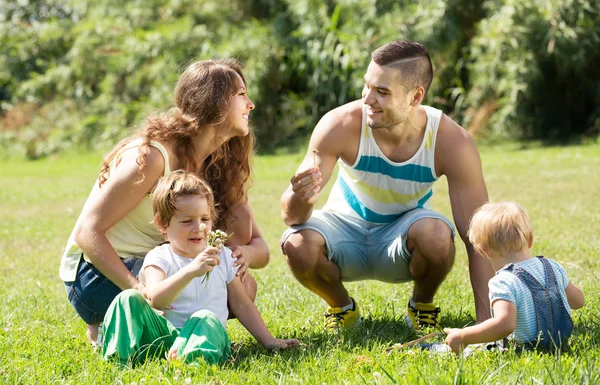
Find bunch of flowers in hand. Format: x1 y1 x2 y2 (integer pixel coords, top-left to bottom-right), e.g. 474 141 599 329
199 224 232 284
208 229 230 249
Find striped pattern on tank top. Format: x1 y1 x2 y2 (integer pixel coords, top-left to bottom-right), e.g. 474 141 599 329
322 105 442 224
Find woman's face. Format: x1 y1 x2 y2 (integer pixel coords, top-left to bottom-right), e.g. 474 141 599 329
227 73 255 137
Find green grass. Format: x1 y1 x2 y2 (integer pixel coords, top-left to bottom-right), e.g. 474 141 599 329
0 143 599 384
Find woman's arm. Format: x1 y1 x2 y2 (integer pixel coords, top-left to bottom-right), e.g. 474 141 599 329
223 204 270 278
73 147 165 290
227 277 299 349
444 300 516 353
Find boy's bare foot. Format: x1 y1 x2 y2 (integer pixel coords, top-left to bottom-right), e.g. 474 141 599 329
86 324 99 347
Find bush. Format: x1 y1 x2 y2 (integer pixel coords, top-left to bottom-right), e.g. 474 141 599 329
0 0 598 159
463 0 600 140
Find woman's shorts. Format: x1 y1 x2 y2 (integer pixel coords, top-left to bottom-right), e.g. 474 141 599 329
65 255 144 324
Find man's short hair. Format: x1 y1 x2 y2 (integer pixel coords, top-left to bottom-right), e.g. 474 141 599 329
371 40 433 95
468 202 534 259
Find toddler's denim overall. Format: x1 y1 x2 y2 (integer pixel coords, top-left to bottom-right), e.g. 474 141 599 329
503 256 573 351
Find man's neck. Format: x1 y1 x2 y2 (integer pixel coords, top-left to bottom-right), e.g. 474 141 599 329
375 106 427 144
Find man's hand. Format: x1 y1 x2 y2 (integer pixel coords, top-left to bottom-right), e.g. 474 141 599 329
289 167 322 205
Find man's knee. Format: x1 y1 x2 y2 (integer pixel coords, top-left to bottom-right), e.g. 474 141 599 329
282 230 325 270
409 218 455 265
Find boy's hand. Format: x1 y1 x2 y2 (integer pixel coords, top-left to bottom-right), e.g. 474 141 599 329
443 328 465 354
192 246 221 277
230 245 250 281
263 337 301 350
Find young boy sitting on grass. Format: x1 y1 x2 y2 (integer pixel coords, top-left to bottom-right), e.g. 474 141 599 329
444 201 584 353
102 171 299 366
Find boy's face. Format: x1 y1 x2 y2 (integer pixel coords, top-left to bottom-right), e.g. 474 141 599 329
164 194 212 258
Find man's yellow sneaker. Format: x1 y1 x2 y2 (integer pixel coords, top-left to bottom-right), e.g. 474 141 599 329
324 298 361 329
406 301 441 329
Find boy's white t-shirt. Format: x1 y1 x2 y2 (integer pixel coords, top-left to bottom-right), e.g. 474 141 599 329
139 243 238 329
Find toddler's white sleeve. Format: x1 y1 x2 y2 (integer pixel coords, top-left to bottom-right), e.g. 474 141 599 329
139 246 170 283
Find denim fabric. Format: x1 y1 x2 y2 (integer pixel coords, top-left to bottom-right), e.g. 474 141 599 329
65 255 144 325
281 208 454 282
503 256 573 351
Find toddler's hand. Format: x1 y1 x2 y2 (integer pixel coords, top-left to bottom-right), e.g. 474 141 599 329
263 338 301 350
443 327 465 354
230 245 250 281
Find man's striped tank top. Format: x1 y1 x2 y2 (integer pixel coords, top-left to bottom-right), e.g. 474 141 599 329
322 105 442 224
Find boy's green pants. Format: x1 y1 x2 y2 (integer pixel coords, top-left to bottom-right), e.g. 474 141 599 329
102 289 231 366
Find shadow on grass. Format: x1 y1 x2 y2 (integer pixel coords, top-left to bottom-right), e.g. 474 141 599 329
200 310 600 372
225 310 478 367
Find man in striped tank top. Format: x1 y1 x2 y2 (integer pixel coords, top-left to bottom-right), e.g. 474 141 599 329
280 40 494 330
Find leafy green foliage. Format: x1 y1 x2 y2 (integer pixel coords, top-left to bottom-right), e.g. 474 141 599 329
0 0 599 158
462 0 600 139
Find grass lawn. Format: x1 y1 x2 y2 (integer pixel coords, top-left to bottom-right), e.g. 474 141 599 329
0 142 599 384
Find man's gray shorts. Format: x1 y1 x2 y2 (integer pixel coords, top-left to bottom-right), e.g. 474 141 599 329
281 208 454 283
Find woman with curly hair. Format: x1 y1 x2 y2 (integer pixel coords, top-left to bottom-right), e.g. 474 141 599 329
59 59 268 346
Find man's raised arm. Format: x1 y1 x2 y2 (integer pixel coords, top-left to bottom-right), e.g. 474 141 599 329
281 108 351 226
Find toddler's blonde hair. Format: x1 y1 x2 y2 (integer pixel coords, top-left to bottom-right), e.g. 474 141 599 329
152 170 217 234
467 201 533 258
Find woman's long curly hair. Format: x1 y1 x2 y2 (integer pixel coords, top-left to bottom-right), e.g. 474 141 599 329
99 59 254 227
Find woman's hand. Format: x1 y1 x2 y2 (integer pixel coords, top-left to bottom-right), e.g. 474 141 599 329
262 337 301 350
134 281 171 316
223 204 270 270
134 281 147 298
229 245 250 281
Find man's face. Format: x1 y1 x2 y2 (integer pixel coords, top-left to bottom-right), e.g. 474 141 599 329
362 61 413 130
